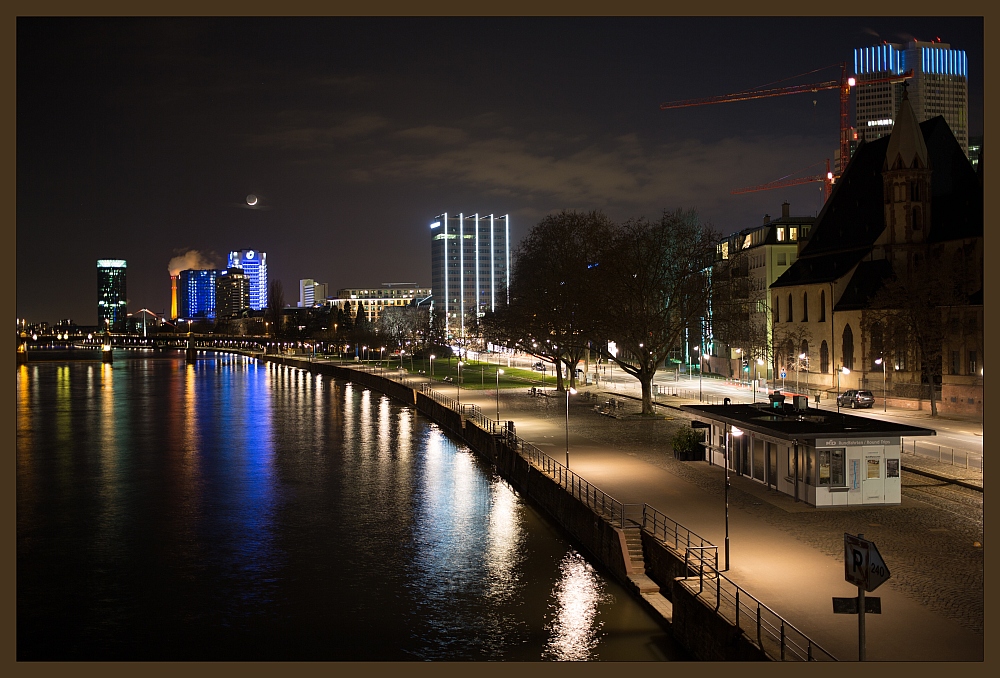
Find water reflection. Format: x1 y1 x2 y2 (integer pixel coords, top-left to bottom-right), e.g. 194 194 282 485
543 551 605 661
17 355 676 661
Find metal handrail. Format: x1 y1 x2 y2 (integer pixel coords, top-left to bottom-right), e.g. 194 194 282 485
643 504 715 559
668 528 835 661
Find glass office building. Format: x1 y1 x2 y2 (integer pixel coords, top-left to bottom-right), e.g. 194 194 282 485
854 40 969 156
228 249 268 310
177 269 219 319
97 259 127 332
430 213 510 339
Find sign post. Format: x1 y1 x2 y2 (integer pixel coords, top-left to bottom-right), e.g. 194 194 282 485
838 533 891 661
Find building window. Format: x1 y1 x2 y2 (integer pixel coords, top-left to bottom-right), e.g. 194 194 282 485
912 208 921 231
911 180 920 201
818 449 846 487
787 294 793 322
776 228 785 242
774 299 779 323
802 292 809 321
819 289 827 322
777 252 787 265
969 351 978 375
951 350 961 375
842 324 855 370
820 340 830 374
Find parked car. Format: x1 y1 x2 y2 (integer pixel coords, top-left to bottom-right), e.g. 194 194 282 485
837 389 875 409
532 362 546 371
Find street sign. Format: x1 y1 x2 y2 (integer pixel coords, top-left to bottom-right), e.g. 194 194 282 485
833 596 882 614
780 371 786 379
845 533 891 592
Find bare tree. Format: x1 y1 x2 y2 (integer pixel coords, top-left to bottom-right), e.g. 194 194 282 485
266 279 285 339
495 210 614 389
596 209 718 414
863 253 965 416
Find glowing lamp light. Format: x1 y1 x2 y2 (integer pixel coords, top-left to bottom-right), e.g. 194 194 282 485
731 427 744 437
848 77 856 87
842 367 851 375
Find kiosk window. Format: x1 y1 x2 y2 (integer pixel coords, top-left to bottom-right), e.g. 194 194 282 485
818 449 846 486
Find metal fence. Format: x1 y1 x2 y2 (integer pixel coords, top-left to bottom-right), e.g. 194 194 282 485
680 551 838 661
642 504 716 565
903 438 983 474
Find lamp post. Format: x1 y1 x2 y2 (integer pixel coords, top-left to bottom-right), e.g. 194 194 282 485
496 368 504 423
837 366 850 412
565 387 577 468
693 345 702 401
457 361 463 406
755 358 764 402
797 352 805 393
400 349 405 370
430 354 435 377
724 425 742 571
875 357 886 411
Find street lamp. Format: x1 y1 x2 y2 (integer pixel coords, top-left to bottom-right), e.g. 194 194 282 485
755 358 764 402
797 353 805 393
875 358 886 411
724 425 743 571
430 354 435 377
837 366 850 412
457 361 463 406
694 345 703 402
496 368 504 423
565 387 577 468
400 349 405 370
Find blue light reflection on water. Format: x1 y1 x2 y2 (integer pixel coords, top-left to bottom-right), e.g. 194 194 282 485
16 354 682 661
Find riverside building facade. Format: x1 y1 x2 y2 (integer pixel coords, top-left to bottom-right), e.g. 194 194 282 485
429 213 510 339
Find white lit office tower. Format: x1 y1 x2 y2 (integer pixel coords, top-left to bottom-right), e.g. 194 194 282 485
298 279 328 307
854 40 969 156
429 213 510 339
228 249 268 310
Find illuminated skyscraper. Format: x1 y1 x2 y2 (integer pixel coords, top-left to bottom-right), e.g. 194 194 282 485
854 40 969 156
97 259 127 332
429 213 510 339
177 269 219 319
215 267 250 318
228 249 268 310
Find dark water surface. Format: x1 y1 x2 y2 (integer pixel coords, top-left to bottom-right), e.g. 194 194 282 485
16 353 684 661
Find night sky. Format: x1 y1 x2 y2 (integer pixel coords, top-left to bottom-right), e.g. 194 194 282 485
16 16 983 326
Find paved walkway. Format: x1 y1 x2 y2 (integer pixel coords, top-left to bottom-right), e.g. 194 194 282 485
303 359 985 661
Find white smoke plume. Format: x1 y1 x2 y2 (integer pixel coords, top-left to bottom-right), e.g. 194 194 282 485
168 249 222 276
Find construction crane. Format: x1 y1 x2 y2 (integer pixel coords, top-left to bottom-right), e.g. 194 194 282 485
731 159 834 200
660 63 913 188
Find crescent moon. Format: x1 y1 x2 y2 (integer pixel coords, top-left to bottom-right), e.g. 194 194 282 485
247 194 258 206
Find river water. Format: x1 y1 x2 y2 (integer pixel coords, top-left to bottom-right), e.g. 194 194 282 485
16 353 684 661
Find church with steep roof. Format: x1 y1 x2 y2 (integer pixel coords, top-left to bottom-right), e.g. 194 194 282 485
769 84 983 415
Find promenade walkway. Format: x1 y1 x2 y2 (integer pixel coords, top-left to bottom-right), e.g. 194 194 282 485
296 358 985 661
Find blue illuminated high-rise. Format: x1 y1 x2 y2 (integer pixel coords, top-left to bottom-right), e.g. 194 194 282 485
429 213 510 339
854 40 969 156
228 249 268 310
177 269 219 319
97 259 127 332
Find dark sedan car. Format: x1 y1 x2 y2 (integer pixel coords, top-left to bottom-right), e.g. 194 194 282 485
837 389 876 409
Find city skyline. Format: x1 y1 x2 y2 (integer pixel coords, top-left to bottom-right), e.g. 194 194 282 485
16 16 984 324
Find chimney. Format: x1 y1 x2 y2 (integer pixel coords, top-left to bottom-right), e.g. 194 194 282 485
763 214 770 225
782 201 790 219
170 275 178 320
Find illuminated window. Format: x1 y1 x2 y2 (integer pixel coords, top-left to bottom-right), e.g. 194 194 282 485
776 228 785 242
